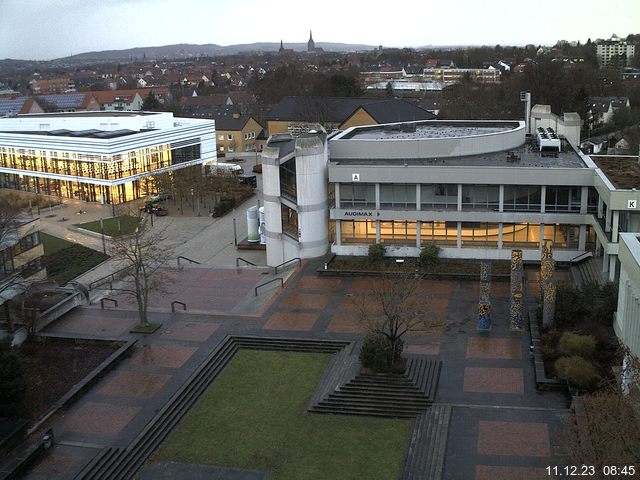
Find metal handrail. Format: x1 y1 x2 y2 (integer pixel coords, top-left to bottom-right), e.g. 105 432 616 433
236 257 257 267
177 256 200 266
89 266 128 291
100 298 118 309
254 277 283 296
274 257 301 274
171 301 187 312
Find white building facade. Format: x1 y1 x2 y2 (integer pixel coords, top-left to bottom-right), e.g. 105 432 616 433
0 111 215 204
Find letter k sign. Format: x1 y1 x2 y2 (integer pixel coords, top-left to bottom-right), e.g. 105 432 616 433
629 200 637 209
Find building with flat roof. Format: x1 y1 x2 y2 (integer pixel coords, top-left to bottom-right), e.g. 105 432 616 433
262 116 640 283
0 111 215 204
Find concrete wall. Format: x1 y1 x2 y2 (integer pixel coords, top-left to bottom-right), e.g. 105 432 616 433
530 104 581 147
295 136 329 259
615 233 640 357
330 120 525 160
261 145 284 267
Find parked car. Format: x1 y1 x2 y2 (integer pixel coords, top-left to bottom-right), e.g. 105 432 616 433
148 192 170 202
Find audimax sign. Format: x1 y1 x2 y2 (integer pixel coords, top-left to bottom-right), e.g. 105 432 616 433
343 210 380 217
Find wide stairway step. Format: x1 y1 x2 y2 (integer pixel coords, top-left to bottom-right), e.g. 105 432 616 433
401 404 452 480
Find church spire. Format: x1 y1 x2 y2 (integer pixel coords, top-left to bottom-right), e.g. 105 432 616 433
307 30 315 52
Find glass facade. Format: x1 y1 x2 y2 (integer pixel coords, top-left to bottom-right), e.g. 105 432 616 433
380 184 416 209
420 221 457 246
503 186 541 211
462 185 499 210
380 220 416 244
421 184 457 209
460 222 500 248
340 220 376 244
340 183 375 207
545 186 581 212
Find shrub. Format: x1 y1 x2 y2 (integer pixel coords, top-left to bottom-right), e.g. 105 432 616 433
367 243 386 265
557 332 596 358
0 341 26 417
419 243 440 270
212 196 237 217
359 333 405 373
252 163 263 174
554 355 600 390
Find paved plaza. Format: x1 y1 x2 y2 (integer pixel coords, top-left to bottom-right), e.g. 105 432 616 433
18 184 570 479
24 254 569 479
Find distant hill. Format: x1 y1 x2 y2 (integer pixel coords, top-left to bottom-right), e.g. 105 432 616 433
59 42 377 61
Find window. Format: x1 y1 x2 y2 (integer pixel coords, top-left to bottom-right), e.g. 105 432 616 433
379 184 416 209
460 223 499 248
227 134 233 140
545 186 581 212
281 204 298 238
379 221 417 245
421 184 457 209
218 135 224 141
462 185 499 210
503 186 541 211
502 223 540 248
279 158 297 201
420 221 457 246
339 183 375 208
341 220 376 244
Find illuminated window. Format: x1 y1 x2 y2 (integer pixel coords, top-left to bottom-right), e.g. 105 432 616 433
340 220 376 244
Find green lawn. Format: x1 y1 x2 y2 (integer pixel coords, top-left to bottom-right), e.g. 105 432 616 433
40 232 73 254
74 215 140 237
156 350 411 480
40 233 109 285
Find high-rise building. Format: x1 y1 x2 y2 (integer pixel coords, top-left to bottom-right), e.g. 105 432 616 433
596 34 636 66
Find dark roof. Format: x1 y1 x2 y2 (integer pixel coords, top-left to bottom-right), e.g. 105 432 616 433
0 97 28 116
266 96 434 124
588 96 629 113
354 100 436 124
213 114 259 131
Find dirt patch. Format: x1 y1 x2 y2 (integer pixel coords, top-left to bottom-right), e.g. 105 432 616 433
19 339 121 421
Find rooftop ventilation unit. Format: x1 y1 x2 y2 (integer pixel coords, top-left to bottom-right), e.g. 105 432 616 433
536 127 561 152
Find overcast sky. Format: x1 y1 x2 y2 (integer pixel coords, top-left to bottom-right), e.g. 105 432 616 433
1 0 639 60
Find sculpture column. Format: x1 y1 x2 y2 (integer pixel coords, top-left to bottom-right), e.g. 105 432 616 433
509 249 524 331
477 261 492 331
540 239 556 328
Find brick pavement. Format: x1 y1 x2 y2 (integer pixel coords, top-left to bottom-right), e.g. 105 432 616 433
24 259 571 479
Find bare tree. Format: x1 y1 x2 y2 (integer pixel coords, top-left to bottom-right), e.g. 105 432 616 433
110 208 175 326
0 198 33 333
352 267 437 368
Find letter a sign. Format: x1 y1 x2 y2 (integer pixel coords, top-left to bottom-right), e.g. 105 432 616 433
352 173 360 182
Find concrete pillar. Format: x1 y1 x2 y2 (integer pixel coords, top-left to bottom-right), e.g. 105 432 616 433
597 196 603 218
335 220 342 246
602 253 609 273
457 221 462 248
375 220 380 243
498 223 503 250
605 206 612 232
540 185 546 213
499 185 504 213
539 224 545 254
334 182 341 208
612 211 620 242
580 186 589 214
579 224 587 251
375 184 380 210
457 184 462 211
609 255 617 282
416 221 421 248
415 184 421 211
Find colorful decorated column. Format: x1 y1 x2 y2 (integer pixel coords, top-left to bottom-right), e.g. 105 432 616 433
540 239 556 328
509 249 524 331
477 261 492 331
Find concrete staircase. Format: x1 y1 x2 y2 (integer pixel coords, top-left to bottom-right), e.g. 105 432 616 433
401 404 452 480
